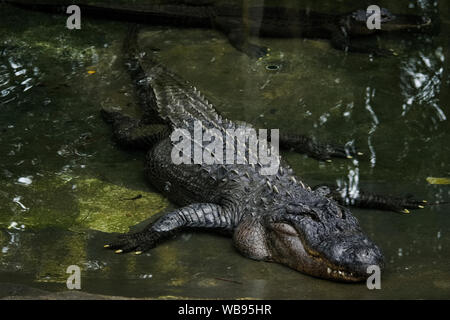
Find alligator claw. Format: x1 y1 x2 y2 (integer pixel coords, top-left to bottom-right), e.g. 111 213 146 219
313 142 360 161
105 230 159 254
244 43 270 58
396 198 427 214
373 48 398 57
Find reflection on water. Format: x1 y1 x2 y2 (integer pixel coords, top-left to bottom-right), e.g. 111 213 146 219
0 0 449 299
0 45 41 106
364 86 379 169
400 47 446 122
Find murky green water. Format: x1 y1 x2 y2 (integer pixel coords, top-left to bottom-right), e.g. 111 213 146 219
0 1 449 299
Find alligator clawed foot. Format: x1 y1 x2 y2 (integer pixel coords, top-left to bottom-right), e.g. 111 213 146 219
245 43 270 59
318 145 362 162
373 48 399 57
104 230 158 255
398 199 428 214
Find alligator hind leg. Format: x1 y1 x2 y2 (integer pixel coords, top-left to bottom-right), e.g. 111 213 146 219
279 133 360 161
105 203 231 254
314 184 427 213
101 107 170 150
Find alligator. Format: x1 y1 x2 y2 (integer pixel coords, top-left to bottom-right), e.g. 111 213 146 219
4 0 435 57
100 26 426 282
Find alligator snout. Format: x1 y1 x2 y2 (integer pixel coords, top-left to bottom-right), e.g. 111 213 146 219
323 233 384 281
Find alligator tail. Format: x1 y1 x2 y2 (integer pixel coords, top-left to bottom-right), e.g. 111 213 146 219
122 24 163 122
122 25 229 130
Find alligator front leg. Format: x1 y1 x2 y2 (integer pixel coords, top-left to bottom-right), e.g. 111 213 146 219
214 17 270 58
101 107 170 150
105 203 232 254
279 133 358 161
314 185 427 214
342 191 427 214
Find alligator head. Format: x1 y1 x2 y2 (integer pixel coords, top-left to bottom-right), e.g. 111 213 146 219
347 8 433 35
234 186 384 282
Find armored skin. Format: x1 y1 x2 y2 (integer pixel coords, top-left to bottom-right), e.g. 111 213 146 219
100 26 425 282
4 0 430 282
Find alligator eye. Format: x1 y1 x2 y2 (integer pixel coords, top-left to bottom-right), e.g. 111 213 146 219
337 206 346 219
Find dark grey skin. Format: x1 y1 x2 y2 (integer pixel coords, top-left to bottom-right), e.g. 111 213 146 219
5 1 434 58
101 27 425 282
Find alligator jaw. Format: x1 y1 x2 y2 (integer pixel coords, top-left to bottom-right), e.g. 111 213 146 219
267 222 384 282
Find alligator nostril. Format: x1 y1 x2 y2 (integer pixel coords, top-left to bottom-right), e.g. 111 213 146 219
356 246 383 268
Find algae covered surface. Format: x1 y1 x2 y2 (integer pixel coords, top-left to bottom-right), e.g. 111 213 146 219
0 2 170 290
1 0 450 299
3 174 168 233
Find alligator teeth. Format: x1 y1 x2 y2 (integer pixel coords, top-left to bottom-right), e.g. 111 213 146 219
273 185 279 194
327 268 354 278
